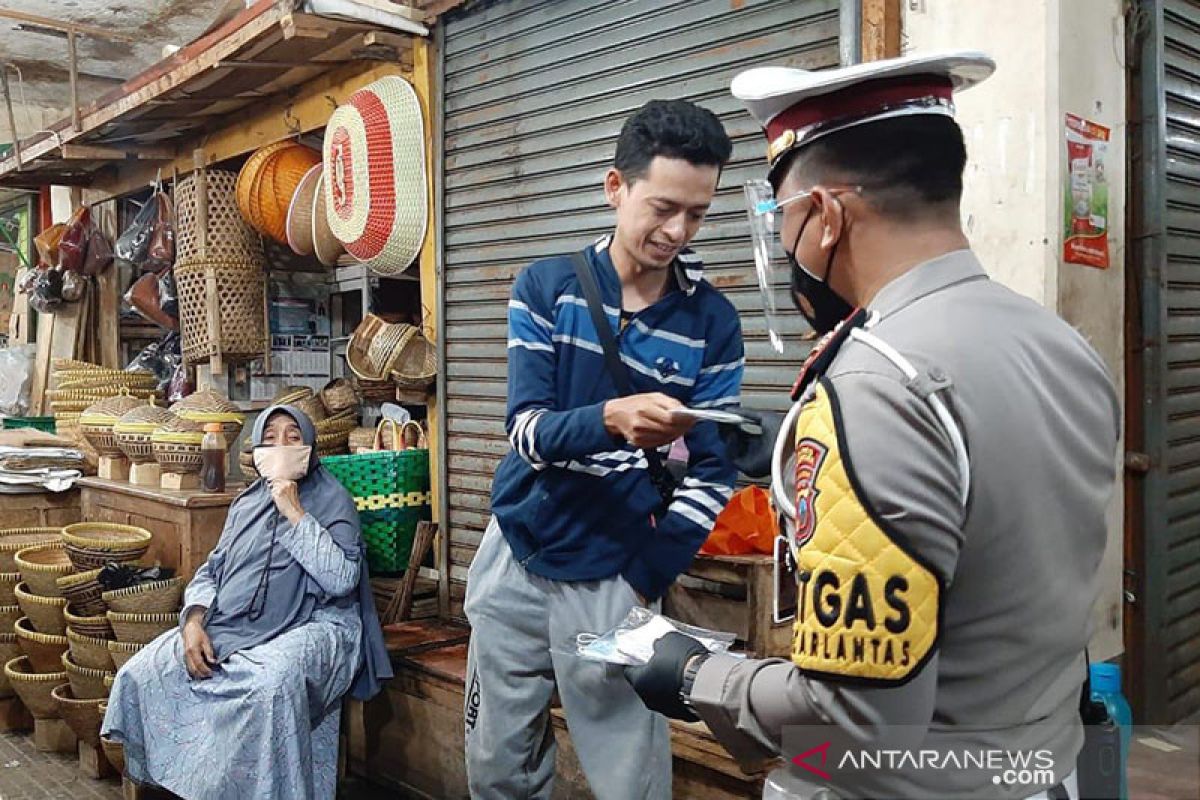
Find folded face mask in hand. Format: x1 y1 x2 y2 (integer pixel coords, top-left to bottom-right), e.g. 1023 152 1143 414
571 607 737 666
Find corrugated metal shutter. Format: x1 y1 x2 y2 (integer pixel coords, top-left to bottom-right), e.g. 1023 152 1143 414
1135 0 1200 724
439 0 841 619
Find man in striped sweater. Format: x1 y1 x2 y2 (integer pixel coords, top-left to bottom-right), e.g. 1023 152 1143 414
463 99 745 799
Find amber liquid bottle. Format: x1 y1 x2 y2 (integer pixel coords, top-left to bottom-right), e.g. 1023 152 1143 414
200 423 227 493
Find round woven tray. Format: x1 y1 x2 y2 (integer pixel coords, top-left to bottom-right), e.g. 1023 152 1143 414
107 640 145 671
56 569 106 616
102 577 184 615
62 523 152 572
0 634 19 698
3 656 67 718
64 605 113 640
0 529 63 573
62 652 114 700
14 543 72 598
0 571 19 605
52 683 105 747
67 628 116 672
107 612 176 645
14 617 68 673
181 168 266 266
175 258 267 365
15 583 65 635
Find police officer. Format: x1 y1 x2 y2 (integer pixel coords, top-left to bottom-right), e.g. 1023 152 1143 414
623 51 1120 800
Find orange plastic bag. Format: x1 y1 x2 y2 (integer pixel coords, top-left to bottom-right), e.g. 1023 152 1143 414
700 485 778 556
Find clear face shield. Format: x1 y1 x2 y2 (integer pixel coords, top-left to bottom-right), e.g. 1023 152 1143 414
743 180 816 354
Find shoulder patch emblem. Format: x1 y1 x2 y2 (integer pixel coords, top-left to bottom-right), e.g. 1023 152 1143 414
794 438 828 550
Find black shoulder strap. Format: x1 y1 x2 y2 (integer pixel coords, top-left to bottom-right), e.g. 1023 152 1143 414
570 249 670 480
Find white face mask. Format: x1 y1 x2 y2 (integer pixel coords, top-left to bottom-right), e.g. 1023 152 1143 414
253 445 312 482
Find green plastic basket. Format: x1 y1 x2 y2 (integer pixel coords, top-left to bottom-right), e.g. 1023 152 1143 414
322 449 431 574
3 416 56 433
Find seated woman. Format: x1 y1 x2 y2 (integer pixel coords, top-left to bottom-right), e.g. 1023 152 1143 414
103 405 392 800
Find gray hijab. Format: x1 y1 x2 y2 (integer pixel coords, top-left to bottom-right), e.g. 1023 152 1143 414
200 405 391 701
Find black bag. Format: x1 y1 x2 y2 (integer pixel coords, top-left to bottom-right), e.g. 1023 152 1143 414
570 250 682 514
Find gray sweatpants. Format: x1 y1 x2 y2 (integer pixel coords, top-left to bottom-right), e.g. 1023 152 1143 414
463 517 672 800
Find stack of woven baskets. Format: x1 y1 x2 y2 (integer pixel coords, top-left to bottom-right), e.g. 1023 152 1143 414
174 169 267 366
149 389 245 480
236 142 321 246
346 314 437 394
0 522 162 751
47 360 161 468
239 382 361 478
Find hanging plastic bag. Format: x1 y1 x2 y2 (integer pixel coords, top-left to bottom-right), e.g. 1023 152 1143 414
81 222 114 276
143 192 176 273
158 268 178 318
60 269 86 303
700 485 778 556
0 344 36 415
167 361 192 403
124 272 177 330
556 606 737 666
29 268 64 313
57 206 91 273
33 224 66 268
114 195 157 271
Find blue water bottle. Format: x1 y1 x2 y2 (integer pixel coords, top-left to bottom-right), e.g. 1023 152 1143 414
1089 662 1132 800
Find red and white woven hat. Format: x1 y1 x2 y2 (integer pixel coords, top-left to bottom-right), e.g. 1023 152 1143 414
323 76 428 275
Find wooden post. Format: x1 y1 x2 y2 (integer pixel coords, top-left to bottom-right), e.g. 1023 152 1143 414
68 30 81 132
0 66 21 169
860 0 902 62
33 717 77 753
194 149 224 382
79 739 116 778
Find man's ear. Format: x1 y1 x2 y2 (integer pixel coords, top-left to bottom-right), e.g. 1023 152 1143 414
811 186 846 250
605 168 626 210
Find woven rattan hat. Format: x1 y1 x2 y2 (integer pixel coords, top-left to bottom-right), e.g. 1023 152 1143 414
312 174 345 267
236 141 292 231
323 76 427 275
286 165 322 256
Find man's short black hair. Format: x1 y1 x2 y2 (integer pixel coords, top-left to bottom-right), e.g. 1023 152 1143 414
614 99 733 181
779 115 967 220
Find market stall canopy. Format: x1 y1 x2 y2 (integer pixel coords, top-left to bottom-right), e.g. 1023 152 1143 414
0 0 452 189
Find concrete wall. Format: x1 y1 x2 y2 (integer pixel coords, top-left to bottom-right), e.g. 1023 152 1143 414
904 0 1126 659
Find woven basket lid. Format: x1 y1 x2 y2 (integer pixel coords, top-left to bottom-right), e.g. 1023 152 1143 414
236 142 293 231
150 415 205 445
311 174 345 267
286 165 322 256
264 146 321 245
170 390 245 425
113 401 174 435
322 76 428 275
80 394 147 426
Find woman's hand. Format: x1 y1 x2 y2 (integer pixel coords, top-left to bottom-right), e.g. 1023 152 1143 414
182 609 216 679
269 479 305 526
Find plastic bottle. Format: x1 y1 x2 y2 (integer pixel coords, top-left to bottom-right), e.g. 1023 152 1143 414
200 423 227 493
1090 661 1132 800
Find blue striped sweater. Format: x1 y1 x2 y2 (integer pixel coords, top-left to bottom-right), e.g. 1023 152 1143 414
490 235 745 601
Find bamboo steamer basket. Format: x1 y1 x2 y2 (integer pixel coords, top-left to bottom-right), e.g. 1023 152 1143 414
62 523 152 572
0 528 62 573
0 633 19 697
102 577 185 615
52 684 106 747
67 628 116 671
175 259 266 365
62 651 114 700
3 656 66 718
151 416 207 474
14 617 68 673
80 393 148 458
14 583 65 635
114 400 174 464
14 543 72 598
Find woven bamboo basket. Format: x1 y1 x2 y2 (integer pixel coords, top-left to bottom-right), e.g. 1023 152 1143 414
151 416 206 474
171 389 245 445
3 656 66 718
102 577 184 615
47 387 158 402
14 543 72 598
0 633 19 698
107 640 144 671
346 315 414 382
264 145 321 244
0 571 19 605
273 385 314 406
107 612 175 645
320 378 359 414
14 584 65 635
80 393 148 458
0 603 18 631
236 144 291 233
52 684 105 747
292 394 326 424
316 409 357 434
62 523 152 572
0 529 62 573
14 617 68 673
100 729 125 774
56 569 106 616
355 378 396 403
67 628 115 671
62 652 113 700
180 168 266 266
176 259 267 365
56 373 158 391
114 401 174 465
316 432 350 457
348 426 379 453
64 605 113 640
390 330 437 389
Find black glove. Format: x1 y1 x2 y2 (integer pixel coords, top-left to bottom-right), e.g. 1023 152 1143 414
719 408 785 479
623 631 709 722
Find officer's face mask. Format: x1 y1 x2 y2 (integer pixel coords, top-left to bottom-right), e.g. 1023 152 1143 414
785 204 855 335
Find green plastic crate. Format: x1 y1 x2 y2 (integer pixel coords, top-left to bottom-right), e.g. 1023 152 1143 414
322 449 431 574
2 416 56 433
